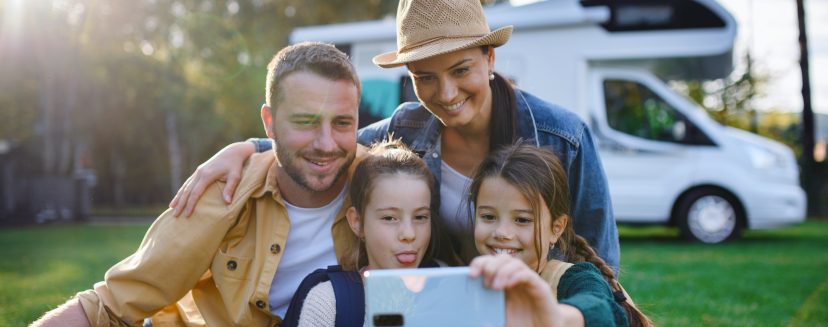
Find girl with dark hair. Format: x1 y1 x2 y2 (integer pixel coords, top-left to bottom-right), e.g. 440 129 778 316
469 143 653 327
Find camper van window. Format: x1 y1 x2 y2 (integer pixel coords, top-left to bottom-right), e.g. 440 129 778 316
581 0 725 32
333 44 351 57
603 79 696 144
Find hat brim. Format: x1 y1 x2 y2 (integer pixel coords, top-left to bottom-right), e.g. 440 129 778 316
373 26 513 68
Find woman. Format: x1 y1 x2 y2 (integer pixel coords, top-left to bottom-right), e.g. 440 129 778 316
171 0 619 271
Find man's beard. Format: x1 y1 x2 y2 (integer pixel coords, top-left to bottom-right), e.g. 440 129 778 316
273 139 353 193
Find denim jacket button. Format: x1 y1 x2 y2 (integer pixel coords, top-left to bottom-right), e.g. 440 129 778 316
431 153 438 158
270 243 281 254
226 260 237 271
256 300 266 309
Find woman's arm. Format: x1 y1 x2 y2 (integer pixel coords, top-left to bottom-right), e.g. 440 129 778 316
170 113 394 217
565 124 621 273
170 113 400 217
170 140 259 217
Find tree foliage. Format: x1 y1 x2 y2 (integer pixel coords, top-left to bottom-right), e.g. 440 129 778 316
0 0 398 207
671 52 802 152
671 53 767 130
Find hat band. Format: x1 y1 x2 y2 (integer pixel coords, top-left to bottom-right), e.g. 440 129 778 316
398 34 487 54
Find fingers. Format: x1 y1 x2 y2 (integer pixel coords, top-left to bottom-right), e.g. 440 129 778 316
472 255 562 327
222 172 240 204
468 256 487 278
493 260 533 290
181 142 253 215
183 174 209 217
469 255 501 287
490 258 535 290
170 161 243 217
169 188 180 208
483 256 512 289
171 176 194 217
470 255 533 291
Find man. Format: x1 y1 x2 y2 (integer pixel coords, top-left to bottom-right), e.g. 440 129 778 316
33 42 362 326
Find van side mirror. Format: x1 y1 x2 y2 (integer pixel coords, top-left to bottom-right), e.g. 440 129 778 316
672 120 687 142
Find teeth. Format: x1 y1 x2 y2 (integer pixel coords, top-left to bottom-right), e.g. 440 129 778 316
493 248 518 255
445 101 464 111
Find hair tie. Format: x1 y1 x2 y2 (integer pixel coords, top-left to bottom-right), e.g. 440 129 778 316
613 290 627 303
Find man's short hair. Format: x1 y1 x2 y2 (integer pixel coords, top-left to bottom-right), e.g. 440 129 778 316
265 42 361 110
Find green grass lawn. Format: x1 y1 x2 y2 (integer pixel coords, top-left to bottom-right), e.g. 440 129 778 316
2 221 827 326
617 222 828 326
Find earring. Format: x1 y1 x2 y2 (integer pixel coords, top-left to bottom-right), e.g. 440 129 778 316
488 72 495 80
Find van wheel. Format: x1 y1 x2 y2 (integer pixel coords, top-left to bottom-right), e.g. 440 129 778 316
677 189 742 243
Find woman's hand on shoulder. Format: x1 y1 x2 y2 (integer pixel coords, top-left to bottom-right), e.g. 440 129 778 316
169 141 256 217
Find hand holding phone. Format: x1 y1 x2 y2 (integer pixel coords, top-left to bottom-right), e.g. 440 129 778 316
470 255 579 327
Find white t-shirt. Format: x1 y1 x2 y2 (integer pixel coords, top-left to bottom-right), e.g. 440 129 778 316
268 186 346 317
439 160 475 259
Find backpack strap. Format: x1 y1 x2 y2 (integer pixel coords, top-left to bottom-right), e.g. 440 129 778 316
540 259 574 298
281 268 330 327
328 265 365 327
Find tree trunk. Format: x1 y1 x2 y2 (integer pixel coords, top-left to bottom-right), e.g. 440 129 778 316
166 110 183 196
111 150 126 209
796 0 818 215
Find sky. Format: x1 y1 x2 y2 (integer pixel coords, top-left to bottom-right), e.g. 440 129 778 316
511 0 828 115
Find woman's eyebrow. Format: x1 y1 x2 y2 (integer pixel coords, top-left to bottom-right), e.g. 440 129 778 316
447 58 473 70
411 58 473 75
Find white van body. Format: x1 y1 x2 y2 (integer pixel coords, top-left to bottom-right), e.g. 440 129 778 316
291 0 806 243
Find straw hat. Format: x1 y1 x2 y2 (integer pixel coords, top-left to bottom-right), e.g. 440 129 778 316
372 0 513 68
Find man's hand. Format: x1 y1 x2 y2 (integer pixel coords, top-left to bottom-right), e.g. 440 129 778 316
169 141 257 217
469 255 584 327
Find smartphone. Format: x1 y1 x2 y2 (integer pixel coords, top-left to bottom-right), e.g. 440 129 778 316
363 267 505 327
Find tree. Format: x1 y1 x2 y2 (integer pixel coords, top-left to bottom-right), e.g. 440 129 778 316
0 0 401 208
672 52 767 132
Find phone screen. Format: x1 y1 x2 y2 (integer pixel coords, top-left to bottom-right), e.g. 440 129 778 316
364 267 505 327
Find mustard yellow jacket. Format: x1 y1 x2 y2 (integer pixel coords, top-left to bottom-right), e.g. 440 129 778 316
76 151 361 326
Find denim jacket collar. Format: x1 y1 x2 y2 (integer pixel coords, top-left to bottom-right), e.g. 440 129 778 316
400 88 543 155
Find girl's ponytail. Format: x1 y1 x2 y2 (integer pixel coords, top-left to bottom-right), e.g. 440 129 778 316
569 235 654 327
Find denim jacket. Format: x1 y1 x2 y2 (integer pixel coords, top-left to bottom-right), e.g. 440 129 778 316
252 89 620 271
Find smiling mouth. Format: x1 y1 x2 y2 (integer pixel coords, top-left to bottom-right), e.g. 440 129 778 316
308 159 330 166
304 156 339 168
489 246 520 256
443 99 466 112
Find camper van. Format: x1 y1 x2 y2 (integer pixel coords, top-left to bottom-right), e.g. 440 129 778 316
291 0 806 243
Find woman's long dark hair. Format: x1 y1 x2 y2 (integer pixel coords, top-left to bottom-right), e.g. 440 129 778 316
483 46 518 152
